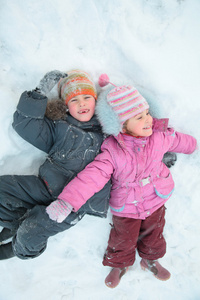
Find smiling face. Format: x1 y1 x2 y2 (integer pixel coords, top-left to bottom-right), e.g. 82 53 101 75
67 94 96 122
123 109 153 137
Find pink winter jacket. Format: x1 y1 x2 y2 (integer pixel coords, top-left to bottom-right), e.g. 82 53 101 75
58 121 197 219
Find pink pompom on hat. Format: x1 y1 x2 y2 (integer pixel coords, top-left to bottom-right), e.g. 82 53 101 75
98 73 149 127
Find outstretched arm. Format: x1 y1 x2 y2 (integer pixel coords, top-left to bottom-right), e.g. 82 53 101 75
46 149 114 222
12 70 68 153
167 130 197 154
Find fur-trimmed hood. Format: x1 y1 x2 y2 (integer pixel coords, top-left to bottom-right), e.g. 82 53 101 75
95 87 169 137
45 99 67 120
95 86 121 136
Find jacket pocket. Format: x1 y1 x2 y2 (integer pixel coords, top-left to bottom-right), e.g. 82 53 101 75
153 172 174 199
109 185 129 212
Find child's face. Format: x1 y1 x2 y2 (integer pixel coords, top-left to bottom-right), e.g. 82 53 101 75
124 109 153 137
67 95 96 122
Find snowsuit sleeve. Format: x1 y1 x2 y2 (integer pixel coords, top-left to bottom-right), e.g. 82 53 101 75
12 90 57 153
58 143 115 211
163 128 197 154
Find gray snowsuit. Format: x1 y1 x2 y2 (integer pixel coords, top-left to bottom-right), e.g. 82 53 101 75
0 90 110 259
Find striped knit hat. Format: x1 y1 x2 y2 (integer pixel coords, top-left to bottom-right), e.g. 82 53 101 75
97 74 149 134
58 69 97 105
107 85 149 125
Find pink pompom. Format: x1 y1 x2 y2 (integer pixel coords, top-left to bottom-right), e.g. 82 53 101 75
98 73 110 87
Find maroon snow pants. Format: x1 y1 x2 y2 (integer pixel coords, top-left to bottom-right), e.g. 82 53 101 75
103 206 166 268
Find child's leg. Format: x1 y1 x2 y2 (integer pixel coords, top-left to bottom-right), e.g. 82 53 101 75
0 175 52 231
12 205 86 259
137 206 170 280
103 215 141 268
1 181 111 260
137 206 166 260
103 215 141 288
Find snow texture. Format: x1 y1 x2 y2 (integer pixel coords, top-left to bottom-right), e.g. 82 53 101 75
0 1 200 299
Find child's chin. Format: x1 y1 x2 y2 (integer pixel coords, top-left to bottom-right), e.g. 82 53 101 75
143 129 152 137
146 130 153 136
78 115 92 122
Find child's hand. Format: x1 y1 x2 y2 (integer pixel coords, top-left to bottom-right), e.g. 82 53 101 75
162 152 177 168
46 199 73 223
37 70 68 95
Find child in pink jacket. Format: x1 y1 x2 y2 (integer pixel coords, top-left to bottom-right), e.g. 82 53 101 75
46 74 197 288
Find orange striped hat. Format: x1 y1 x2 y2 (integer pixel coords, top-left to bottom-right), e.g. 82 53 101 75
58 69 97 105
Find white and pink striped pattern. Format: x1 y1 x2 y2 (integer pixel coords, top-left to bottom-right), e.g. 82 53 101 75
107 85 149 123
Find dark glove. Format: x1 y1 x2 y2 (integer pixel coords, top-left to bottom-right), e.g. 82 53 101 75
36 70 68 95
162 152 177 168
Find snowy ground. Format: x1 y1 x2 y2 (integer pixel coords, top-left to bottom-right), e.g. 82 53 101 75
0 1 200 299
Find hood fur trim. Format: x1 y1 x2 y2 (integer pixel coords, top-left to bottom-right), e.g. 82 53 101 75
45 99 67 120
95 87 121 136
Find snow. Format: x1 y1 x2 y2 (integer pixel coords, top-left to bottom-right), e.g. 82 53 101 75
0 0 200 299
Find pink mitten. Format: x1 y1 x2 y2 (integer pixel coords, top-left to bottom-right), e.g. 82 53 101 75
46 200 73 223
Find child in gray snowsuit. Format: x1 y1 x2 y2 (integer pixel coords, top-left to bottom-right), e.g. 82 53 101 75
0 69 111 259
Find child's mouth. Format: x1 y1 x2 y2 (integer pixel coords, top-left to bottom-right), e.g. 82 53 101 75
78 109 89 114
143 126 151 130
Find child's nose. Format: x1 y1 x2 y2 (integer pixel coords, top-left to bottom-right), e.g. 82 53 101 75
79 100 86 106
146 115 151 122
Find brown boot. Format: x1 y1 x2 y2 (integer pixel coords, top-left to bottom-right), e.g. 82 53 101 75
105 267 128 288
140 258 171 281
